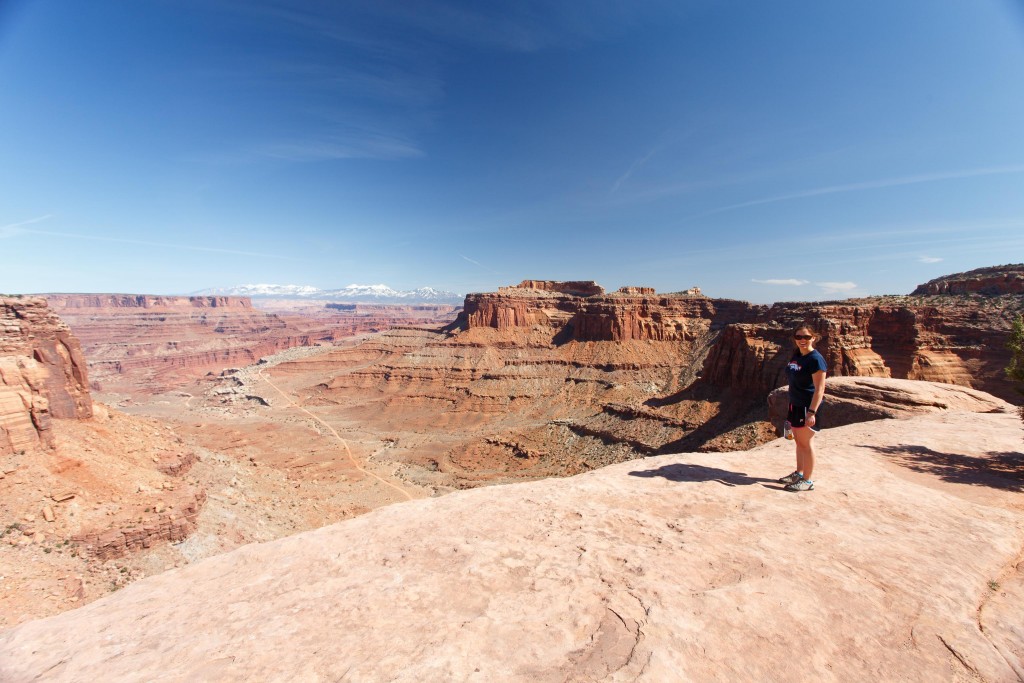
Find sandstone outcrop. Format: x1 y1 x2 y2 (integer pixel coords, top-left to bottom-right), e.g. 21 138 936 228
912 263 1024 296
0 400 209 627
1 297 92 455
71 490 206 561
767 376 1013 432
506 280 606 296
461 282 754 341
2 387 1021 682
615 286 656 295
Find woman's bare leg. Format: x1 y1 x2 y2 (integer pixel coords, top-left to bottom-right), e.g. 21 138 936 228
793 428 815 480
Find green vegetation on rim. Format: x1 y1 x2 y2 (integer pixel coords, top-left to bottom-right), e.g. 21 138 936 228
1007 314 1024 394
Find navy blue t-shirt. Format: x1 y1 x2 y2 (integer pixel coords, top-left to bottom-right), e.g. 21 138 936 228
786 349 826 407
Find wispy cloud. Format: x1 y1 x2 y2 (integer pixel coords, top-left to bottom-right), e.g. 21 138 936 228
207 1 656 166
460 254 501 275
255 132 423 162
611 147 660 194
1 214 53 238
816 281 858 295
13 227 295 260
918 255 943 263
751 278 808 286
370 1 660 53
690 164 1024 220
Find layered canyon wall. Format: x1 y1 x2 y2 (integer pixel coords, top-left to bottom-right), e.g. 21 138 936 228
409 271 1021 468
46 294 460 395
701 296 1021 402
463 272 1022 403
46 295 312 394
461 283 753 342
44 294 252 309
1 297 92 455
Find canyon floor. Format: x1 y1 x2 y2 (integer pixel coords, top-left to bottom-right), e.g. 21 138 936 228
2 391 1022 682
0 336 436 629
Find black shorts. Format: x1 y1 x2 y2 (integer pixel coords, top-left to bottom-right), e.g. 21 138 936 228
788 403 822 432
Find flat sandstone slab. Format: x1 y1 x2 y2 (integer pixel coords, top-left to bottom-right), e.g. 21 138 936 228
1 410 1022 682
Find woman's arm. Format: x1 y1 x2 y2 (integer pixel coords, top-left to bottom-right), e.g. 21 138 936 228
809 370 826 412
806 370 826 427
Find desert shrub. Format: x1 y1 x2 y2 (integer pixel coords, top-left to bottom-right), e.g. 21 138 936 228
1008 314 1024 391
1007 314 1024 428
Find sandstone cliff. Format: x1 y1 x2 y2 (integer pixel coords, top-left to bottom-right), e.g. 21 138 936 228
456 278 1020 436
460 282 754 342
1 297 92 455
459 280 1022 400
701 296 1022 402
43 294 311 394
45 294 460 395
1 381 1020 682
44 294 252 309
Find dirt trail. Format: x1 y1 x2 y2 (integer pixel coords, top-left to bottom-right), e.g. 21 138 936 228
257 368 414 503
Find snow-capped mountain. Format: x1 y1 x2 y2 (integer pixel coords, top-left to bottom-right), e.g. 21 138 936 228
197 284 323 297
193 283 464 304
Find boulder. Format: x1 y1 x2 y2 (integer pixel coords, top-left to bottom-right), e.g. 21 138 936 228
767 376 1012 433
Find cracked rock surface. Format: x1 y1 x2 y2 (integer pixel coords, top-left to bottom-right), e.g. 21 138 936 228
1 389 1022 682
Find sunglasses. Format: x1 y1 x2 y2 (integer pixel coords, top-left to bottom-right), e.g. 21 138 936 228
794 334 813 340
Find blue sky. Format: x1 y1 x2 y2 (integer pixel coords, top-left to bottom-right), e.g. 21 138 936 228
1 0 1023 303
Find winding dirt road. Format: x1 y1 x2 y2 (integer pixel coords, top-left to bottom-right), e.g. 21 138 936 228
256 367 414 503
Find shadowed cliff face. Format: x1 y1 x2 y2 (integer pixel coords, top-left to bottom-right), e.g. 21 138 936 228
1 297 92 455
701 297 1022 402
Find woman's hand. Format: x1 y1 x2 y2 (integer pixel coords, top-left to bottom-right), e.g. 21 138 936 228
806 413 816 428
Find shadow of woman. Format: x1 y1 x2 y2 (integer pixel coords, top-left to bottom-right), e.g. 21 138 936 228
629 463 779 488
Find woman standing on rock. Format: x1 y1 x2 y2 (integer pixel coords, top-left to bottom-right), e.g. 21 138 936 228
779 324 826 491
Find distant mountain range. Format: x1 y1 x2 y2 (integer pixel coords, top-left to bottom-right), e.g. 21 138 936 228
193 283 464 304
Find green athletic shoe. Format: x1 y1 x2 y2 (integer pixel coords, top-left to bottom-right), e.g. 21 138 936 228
785 478 814 492
778 471 802 485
